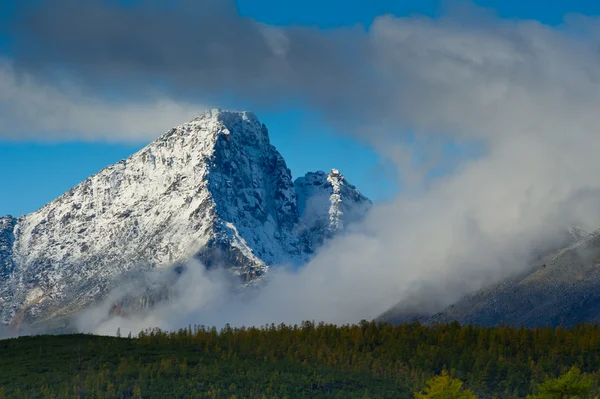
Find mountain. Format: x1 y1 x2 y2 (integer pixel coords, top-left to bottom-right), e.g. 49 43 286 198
0 110 371 329
295 169 372 253
381 225 600 327
426 229 600 327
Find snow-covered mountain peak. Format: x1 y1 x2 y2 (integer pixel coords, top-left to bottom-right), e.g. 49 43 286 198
0 110 371 329
192 108 259 124
0 109 294 326
294 170 372 252
185 109 270 149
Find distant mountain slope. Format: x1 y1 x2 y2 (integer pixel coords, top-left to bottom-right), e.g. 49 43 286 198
427 229 600 327
380 226 600 327
0 110 371 328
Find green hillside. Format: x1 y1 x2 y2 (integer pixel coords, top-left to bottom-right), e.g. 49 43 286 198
2 321 600 398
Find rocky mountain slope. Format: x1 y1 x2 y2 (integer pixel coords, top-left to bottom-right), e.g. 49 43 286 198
0 110 371 328
426 229 600 327
381 226 600 327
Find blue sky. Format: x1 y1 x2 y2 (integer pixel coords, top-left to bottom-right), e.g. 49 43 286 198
1 0 599 217
236 0 600 27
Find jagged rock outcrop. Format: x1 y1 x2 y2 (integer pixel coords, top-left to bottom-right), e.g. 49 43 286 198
295 169 372 253
0 110 371 328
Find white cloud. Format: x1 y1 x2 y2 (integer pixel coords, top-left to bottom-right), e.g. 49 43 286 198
270 13 600 323
141 11 600 328
0 58 204 142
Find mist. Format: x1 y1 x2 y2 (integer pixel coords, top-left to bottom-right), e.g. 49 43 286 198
4 1 600 333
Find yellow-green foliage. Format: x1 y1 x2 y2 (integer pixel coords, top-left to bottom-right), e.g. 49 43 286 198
528 367 595 399
415 371 477 399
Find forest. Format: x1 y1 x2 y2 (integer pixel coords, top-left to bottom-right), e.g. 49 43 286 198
1 320 600 398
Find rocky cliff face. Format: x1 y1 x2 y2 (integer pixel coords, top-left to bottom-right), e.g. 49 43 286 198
0 110 371 328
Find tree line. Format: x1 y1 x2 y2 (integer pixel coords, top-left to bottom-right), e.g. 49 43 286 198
2 320 600 398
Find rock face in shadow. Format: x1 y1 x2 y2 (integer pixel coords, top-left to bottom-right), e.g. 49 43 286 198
0 216 16 281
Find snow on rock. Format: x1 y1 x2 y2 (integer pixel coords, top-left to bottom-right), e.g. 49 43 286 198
0 110 371 327
0 216 16 284
295 169 372 253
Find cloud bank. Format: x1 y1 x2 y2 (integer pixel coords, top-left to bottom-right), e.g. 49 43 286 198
4 0 600 332
0 58 203 141
4 1 600 144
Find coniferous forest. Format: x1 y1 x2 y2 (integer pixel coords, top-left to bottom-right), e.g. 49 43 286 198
2 321 600 398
